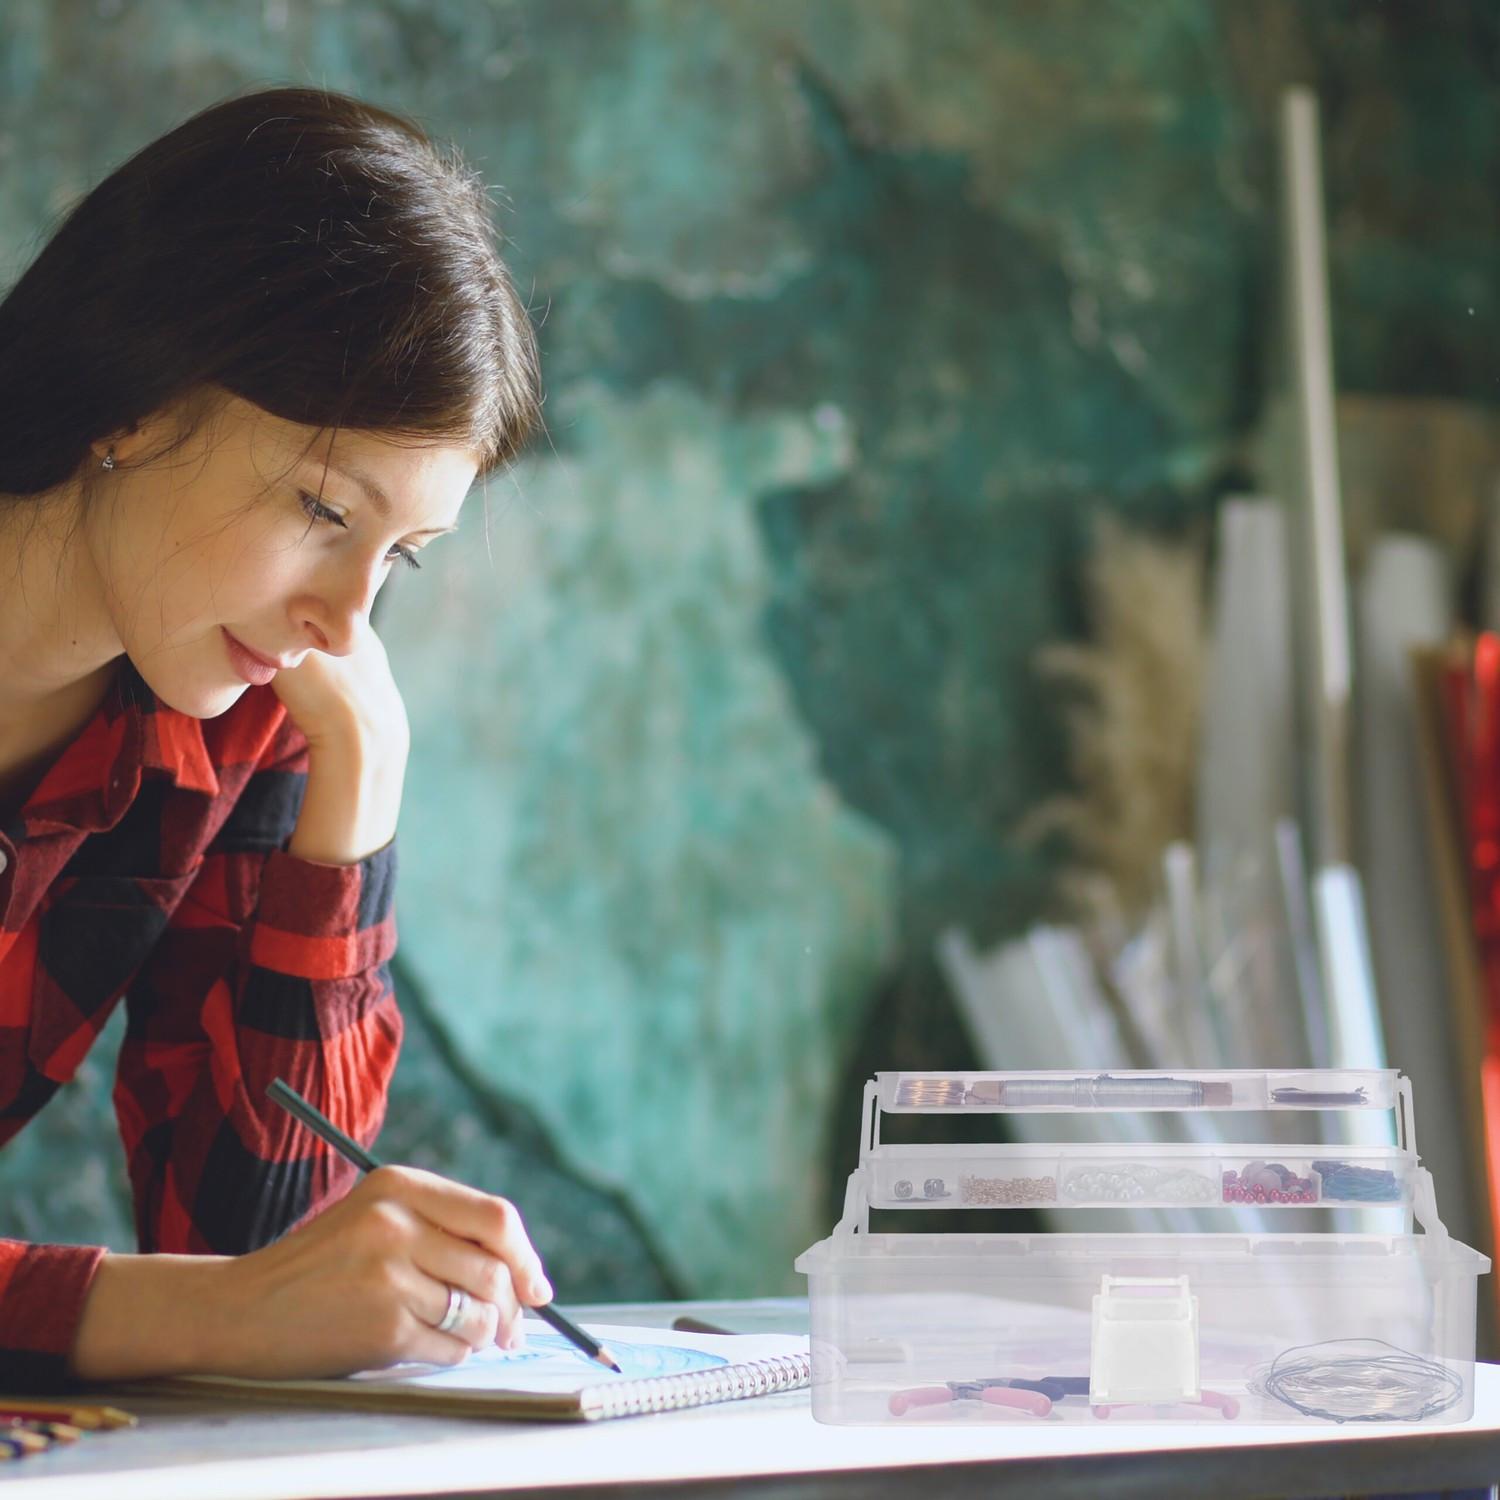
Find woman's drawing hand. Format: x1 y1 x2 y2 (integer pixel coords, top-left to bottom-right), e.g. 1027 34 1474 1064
206 1165 553 1378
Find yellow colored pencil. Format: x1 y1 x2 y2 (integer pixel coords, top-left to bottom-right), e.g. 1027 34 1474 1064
5 1418 82 1443
0 1430 49 1456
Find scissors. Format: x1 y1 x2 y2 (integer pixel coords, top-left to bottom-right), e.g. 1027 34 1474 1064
888 1378 1062 1417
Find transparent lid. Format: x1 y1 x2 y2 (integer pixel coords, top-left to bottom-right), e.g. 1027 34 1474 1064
878 1069 1399 1114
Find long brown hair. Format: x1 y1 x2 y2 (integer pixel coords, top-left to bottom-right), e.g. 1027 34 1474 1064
0 85 540 499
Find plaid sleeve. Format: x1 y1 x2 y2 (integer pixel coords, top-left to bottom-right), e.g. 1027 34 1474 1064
112 716 403 1259
0 1242 106 1391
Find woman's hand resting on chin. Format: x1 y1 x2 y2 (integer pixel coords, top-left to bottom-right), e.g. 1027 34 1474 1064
269 624 411 865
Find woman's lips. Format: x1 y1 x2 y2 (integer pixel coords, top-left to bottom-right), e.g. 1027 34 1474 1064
222 628 280 686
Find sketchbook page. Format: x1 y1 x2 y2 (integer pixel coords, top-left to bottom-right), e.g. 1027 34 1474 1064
183 1322 810 1399
350 1323 808 1395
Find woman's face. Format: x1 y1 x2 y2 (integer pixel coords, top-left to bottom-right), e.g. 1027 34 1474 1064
87 392 478 719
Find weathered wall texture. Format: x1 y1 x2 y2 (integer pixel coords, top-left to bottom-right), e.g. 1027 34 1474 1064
383 383 895 1292
0 1 1494 1295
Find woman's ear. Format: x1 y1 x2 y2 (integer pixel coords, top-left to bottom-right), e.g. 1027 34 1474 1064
89 422 143 468
90 401 201 469
88 435 117 466
88 388 233 472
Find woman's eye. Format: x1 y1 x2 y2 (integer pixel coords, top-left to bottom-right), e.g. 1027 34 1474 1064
298 490 347 529
298 490 420 572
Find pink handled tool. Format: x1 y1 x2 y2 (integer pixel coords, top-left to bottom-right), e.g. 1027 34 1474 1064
1093 1389 1240 1419
980 1385 1053 1416
888 1386 955 1416
890 1382 1052 1417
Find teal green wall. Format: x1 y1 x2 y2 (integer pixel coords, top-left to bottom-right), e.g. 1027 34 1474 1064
1 1 1494 1297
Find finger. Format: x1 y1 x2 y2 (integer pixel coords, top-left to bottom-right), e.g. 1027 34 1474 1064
420 1280 502 1354
411 1227 520 1337
395 1304 481 1369
370 1167 552 1305
410 1223 518 1315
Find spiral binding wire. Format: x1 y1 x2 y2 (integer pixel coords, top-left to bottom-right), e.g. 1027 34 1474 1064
1255 1339 1464 1423
583 1353 812 1420
895 1078 967 1107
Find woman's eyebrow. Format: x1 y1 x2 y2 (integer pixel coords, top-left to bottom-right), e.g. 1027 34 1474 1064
312 458 459 537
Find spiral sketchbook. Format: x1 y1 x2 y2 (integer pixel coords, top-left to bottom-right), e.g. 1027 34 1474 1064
159 1322 812 1423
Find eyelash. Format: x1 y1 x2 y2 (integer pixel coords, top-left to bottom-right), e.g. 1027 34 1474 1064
297 490 422 571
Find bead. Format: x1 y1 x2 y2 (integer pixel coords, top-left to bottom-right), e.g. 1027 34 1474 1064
959 1174 1058 1205
923 1178 948 1199
893 1179 913 1199
1064 1162 1216 1205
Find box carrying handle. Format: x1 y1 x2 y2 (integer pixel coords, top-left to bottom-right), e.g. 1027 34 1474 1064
836 1171 869 1239
1410 1166 1449 1260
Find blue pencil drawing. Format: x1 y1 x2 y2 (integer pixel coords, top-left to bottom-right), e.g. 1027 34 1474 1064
355 1332 728 1391
527 1334 727 1376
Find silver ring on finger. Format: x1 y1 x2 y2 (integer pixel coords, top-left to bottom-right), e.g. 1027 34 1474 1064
435 1285 469 1336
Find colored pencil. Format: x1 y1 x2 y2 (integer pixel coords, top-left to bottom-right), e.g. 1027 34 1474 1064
0 1401 134 1429
5 1418 82 1443
0 1430 48 1456
267 1078 621 1374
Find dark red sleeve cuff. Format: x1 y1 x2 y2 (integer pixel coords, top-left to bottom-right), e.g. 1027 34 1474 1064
0 1241 108 1392
245 839 397 980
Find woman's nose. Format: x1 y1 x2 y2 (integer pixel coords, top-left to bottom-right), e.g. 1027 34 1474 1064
300 557 385 655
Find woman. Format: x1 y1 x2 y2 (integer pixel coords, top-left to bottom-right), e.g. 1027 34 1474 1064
0 86 551 1388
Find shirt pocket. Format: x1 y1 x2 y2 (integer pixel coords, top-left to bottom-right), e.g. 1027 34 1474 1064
29 873 197 1082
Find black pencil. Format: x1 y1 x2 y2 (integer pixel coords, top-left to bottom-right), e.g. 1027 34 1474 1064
266 1078 620 1373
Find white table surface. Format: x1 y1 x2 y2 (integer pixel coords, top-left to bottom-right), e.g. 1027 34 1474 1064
4 1300 1499 1500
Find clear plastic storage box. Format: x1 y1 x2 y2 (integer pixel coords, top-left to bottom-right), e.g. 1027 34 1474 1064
794 1070 1489 1424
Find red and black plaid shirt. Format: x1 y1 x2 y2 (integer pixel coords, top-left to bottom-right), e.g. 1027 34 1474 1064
0 660 402 1388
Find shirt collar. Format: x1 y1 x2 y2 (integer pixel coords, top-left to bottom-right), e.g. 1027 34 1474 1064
126 662 221 796
19 658 220 835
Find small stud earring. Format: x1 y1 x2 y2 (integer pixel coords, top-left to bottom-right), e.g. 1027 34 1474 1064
101 449 116 470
